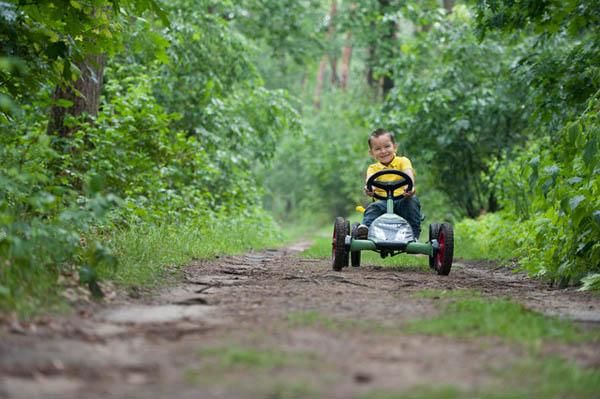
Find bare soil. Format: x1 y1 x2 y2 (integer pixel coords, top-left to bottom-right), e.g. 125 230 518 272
1 243 599 399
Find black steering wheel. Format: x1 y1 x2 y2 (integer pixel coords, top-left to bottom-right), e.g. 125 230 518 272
366 170 413 201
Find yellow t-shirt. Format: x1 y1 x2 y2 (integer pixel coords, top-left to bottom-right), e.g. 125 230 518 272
366 156 414 197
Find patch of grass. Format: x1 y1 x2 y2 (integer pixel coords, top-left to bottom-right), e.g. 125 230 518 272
359 357 600 399
287 310 347 330
298 230 332 259
498 356 600 398
199 345 318 370
406 292 595 346
286 310 390 334
454 214 518 261
358 386 463 399
267 381 319 399
4 212 291 317
187 345 323 397
101 215 286 287
412 288 482 300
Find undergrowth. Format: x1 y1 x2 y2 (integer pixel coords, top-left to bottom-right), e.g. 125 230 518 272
1 212 288 317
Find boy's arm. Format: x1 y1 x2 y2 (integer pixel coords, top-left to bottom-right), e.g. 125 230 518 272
402 168 416 197
364 172 374 197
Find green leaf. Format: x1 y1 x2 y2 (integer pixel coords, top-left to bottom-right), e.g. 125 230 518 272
583 134 597 166
55 99 74 108
78 264 97 285
569 195 585 211
567 122 580 145
70 0 82 10
544 165 560 177
593 210 600 226
45 41 68 59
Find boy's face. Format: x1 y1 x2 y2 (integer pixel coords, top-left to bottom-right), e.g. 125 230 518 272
369 134 398 165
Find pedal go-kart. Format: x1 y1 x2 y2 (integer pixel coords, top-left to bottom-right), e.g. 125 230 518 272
332 170 454 275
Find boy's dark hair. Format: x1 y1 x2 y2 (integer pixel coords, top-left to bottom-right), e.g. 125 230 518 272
368 128 395 148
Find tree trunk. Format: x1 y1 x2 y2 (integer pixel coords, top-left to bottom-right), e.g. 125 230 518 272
366 45 375 87
365 0 397 97
329 56 339 87
47 54 106 137
328 0 339 86
382 74 394 97
339 32 353 90
313 56 328 109
313 0 338 109
443 0 455 13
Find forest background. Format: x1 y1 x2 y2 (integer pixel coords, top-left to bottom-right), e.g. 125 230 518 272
0 0 598 316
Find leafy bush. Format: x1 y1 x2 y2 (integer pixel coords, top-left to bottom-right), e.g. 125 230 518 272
0 112 119 315
381 6 530 218
493 95 600 286
1 49 300 315
454 213 519 261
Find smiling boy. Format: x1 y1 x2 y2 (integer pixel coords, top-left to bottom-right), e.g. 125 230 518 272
356 128 422 239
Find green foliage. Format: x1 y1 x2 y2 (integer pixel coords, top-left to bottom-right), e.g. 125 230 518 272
579 273 600 292
381 6 530 217
488 95 600 285
262 90 374 220
0 113 120 315
0 0 168 116
234 0 324 64
474 0 600 39
232 0 325 91
474 1 600 133
454 213 520 261
1 0 302 315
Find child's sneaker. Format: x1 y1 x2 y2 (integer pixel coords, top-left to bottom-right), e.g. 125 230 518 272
355 224 369 239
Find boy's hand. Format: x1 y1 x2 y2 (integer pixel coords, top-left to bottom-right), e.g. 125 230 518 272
404 187 416 197
364 185 374 197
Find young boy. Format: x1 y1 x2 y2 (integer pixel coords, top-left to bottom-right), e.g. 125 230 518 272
356 128 422 239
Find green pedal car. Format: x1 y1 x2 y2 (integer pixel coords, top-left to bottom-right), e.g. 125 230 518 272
332 170 454 275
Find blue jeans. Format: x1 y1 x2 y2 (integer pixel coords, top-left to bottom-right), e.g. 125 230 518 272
362 196 422 239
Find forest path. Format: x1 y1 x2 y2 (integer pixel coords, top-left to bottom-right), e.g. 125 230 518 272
1 244 600 399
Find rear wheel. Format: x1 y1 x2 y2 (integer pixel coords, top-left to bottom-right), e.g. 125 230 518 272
433 223 454 275
428 223 441 270
350 222 361 267
332 217 350 271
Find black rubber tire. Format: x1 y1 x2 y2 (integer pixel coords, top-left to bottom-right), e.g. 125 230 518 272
332 217 350 271
350 222 361 267
428 223 441 270
434 223 454 275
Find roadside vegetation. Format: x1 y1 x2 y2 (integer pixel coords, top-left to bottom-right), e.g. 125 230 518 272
1 0 598 316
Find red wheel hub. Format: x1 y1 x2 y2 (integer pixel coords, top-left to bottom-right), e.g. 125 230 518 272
436 230 446 267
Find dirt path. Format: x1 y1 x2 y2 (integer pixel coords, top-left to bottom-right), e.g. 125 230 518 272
1 244 599 399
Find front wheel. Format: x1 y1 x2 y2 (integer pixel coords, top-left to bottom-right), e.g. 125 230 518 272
332 217 350 271
428 223 441 270
430 223 454 275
